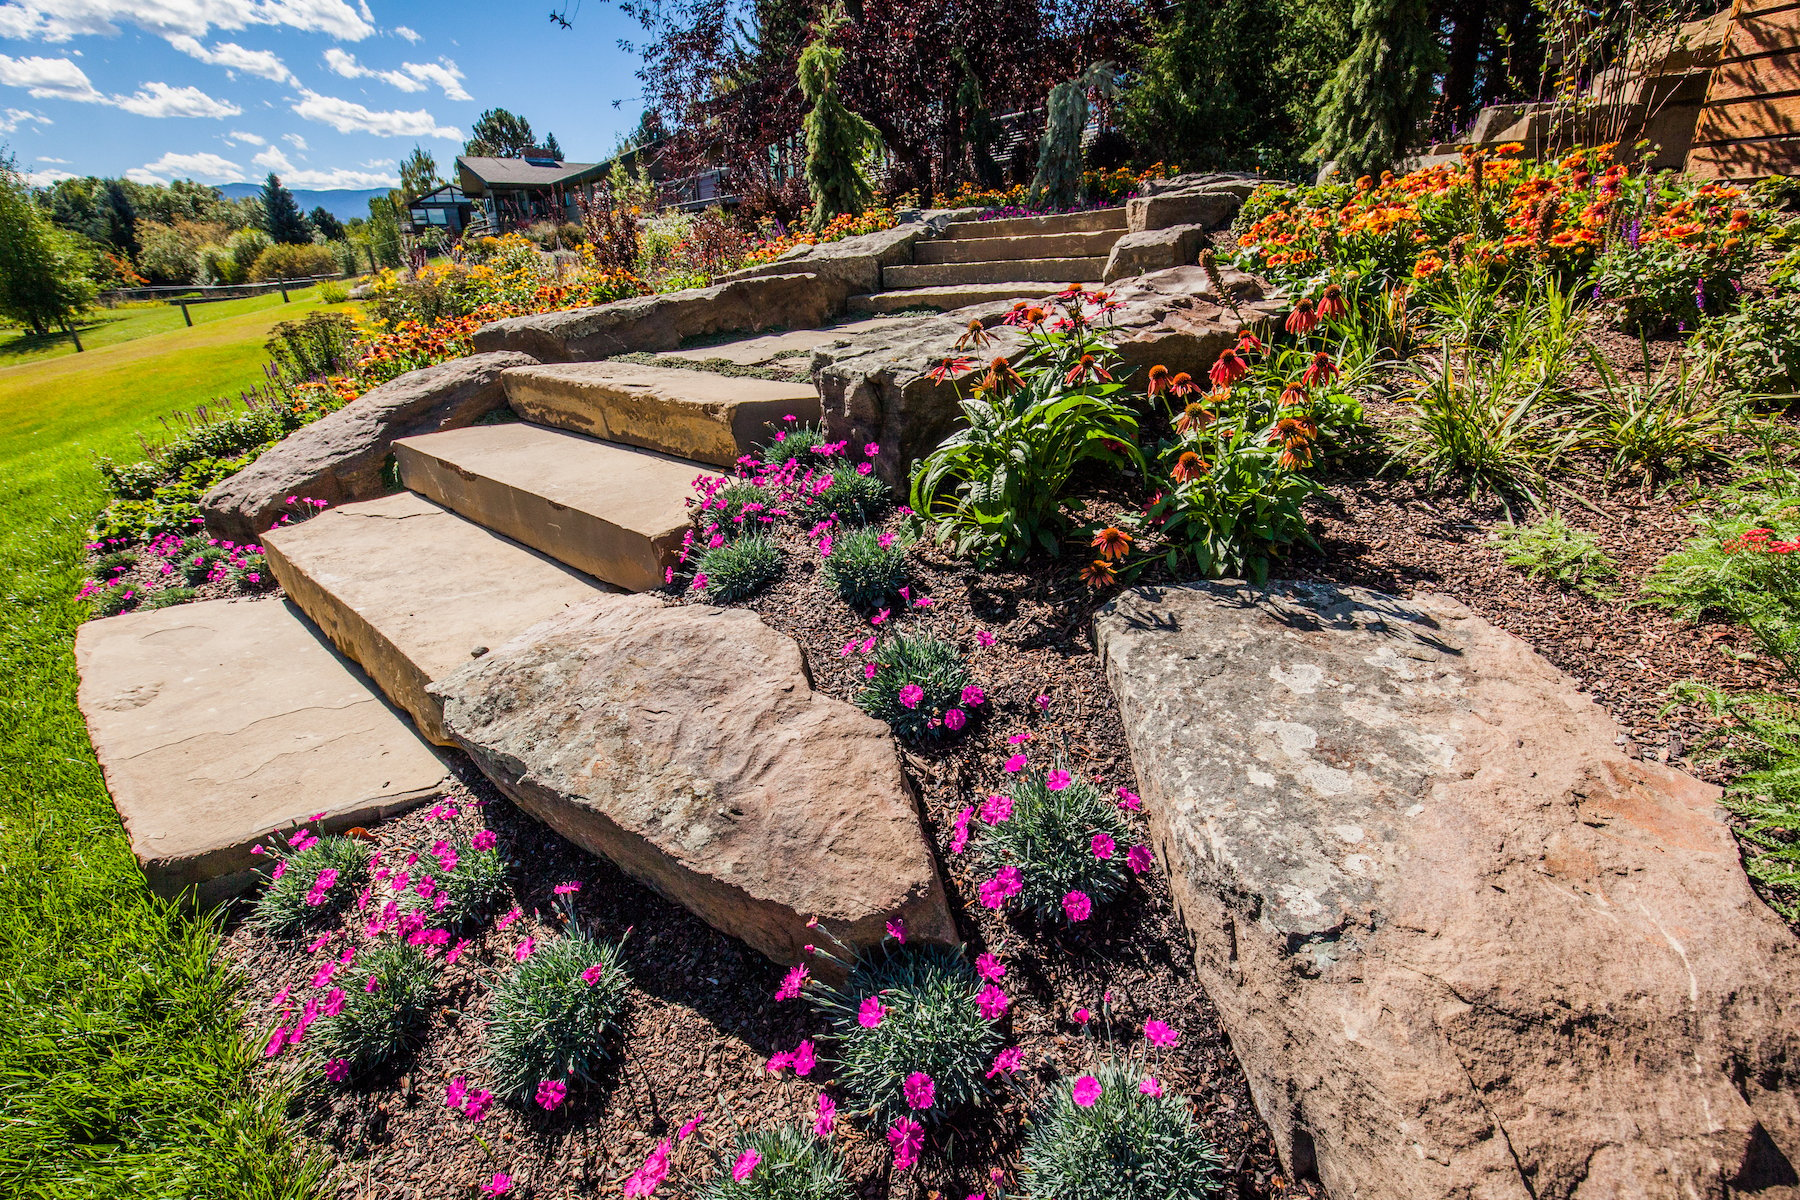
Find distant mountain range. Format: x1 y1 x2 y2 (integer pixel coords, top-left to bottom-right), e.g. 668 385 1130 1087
216 183 392 223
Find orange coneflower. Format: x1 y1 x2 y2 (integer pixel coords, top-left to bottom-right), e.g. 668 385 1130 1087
1316 283 1347 320
1080 558 1118 589
1285 298 1319 335
978 355 1023 396
955 318 992 350
1301 350 1337 387
1168 371 1201 398
1063 354 1114 386
1279 383 1307 408
1209 348 1248 389
1271 416 1317 448
1176 402 1213 434
1278 445 1312 470
1146 363 1171 400
1024 306 1049 326
1092 526 1132 561
1171 451 1210 483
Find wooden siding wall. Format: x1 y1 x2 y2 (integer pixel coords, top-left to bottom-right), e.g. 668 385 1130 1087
1688 0 1800 177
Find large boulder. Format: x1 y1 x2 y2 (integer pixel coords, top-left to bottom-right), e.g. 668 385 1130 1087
716 225 930 295
1102 224 1211 283
1125 190 1242 234
1094 580 1800 1200
1100 265 1286 381
1137 171 1269 200
202 351 535 543
471 272 848 362
430 594 957 966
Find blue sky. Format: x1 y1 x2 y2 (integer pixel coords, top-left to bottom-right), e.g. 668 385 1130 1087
0 0 648 190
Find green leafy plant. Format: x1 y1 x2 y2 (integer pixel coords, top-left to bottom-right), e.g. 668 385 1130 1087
762 422 828 465
1694 294 1800 403
1022 1061 1225 1200
483 929 630 1103
696 1123 855 1200
817 465 891 524
1579 342 1734 488
697 534 783 601
1593 222 1752 333
973 769 1132 922
1490 510 1617 597
820 526 909 608
704 481 781 540
312 940 435 1075
250 834 373 936
1675 684 1800 917
139 586 198 611
856 630 972 739
402 837 509 927
807 943 1001 1121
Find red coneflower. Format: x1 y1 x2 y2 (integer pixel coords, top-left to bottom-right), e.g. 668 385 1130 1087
1000 301 1032 326
1080 559 1118 589
1278 445 1312 470
979 355 1023 396
1316 283 1347 320
955 319 992 350
1171 451 1210 483
1024 306 1048 326
1271 416 1317 448
1236 330 1265 355
1285 298 1319 335
1301 350 1338 387
1092 526 1132 561
1176 402 1213 434
1145 363 1171 400
1279 383 1307 408
928 356 975 383
1063 354 1114 386
1209 348 1248 389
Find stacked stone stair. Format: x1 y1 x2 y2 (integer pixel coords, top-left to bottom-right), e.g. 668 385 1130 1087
849 208 1128 313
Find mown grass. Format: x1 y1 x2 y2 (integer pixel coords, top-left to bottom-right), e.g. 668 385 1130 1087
0 299 332 1198
0 285 335 367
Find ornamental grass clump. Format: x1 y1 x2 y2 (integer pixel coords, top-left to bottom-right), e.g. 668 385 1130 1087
857 631 972 739
761 422 829 465
697 1123 855 1200
706 481 781 540
820 526 909 608
312 940 436 1076
1022 1061 1224 1200
817 464 890 523
697 534 783 601
483 929 630 1103
250 831 373 936
972 768 1132 923
807 943 1001 1121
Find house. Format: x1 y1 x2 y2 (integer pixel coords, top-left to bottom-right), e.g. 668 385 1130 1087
402 183 475 237
454 153 611 232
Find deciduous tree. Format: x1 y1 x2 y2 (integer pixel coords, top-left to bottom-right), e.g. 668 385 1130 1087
0 155 96 336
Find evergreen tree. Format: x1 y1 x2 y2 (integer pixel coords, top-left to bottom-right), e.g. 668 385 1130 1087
261 173 312 245
101 179 139 259
798 4 881 231
308 206 346 242
464 109 536 158
542 131 563 159
1030 63 1115 209
0 155 96 336
398 145 441 200
1313 0 1443 179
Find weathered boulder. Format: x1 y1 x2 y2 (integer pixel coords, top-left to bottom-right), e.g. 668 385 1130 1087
1102 224 1211 283
471 272 848 362
202 351 535 543
1094 580 1800 1200
1137 171 1268 200
1125 189 1242 234
716 225 930 295
1100 265 1286 382
431 594 957 966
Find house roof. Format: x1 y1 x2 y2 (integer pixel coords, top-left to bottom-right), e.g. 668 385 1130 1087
455 155 608 193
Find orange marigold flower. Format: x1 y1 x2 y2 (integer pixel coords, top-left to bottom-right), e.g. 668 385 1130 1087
1171 451 1210 483
1284 298 1319 335
1080 558 1119 589
1092 526 1132 561
1209 348 1249 389
1496 142 1523 155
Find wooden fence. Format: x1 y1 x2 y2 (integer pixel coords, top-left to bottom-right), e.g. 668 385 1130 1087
1687 0 1800 177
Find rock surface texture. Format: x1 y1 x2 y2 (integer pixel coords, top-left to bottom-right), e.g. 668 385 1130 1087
1094 580 1800 1200
471 273 847 362
76 598 451 902
1126 171 1266 233
432 595 956 966
716 225 929 294
201 351 536 543
1102 225 1212 283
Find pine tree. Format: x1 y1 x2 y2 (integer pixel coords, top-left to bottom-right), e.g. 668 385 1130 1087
1030 63 1116 209
798 4 882 231
1312 0 1443 179
542 131 563 160
308 206 346 241
101 179 139 259
261 173 312 245
0 156 96 336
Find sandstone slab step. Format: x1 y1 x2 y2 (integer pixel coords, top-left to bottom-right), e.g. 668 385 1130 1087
394 423 697 592
75 598 453 904
1094 580 1800 1199
431 594 957 967
881 257 1109 289
846 282 1077 314
500 361 819 467
913 230 1122 265
941 208 1128 239
260 492 606 745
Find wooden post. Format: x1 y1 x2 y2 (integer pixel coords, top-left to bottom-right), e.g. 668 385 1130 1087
280 282 290 303
64 321 83 352
179 299 192 327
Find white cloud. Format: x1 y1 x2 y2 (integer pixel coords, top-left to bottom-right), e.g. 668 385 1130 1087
322 48 469 100
132 149 241 182
283 132 308 150
168 35 296 85
0 54 105 102
0 106 50 132
292 88 457 139
115 81 241 118
124 167 167 184
36 153 66 162
252 145 293 172
0 0 375 44
392 24 419 42
225 128 265 145
282 165 396 188
23 165 75 185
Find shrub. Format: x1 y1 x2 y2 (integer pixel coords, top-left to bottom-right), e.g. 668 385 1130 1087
1593 221 1753 333
250 241 341 282
312 940 436 1075
1696 294 1800 402
317 280 351 304
696 1123 855 1200
266 311 359 384
816 465 891 524
1490 510 1617 597
820 526 909 608
250 833 373 936
402 837 509 927
1022 1061 1225 1200
808 943 1001 1121
857 631 972 739
972 769 1132 922
483 930 630 1103
697 534 783 601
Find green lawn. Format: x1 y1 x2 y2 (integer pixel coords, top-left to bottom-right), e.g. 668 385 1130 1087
0 299 333 1198
0 284 344 368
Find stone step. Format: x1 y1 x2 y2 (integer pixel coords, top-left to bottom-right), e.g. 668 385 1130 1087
500 361 820 468
846 281 1085 314
941 208 1128 240
260 491 608 746
914 229 1122 265
75 598 453 904
882 257 1110 289
394 423 699 593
